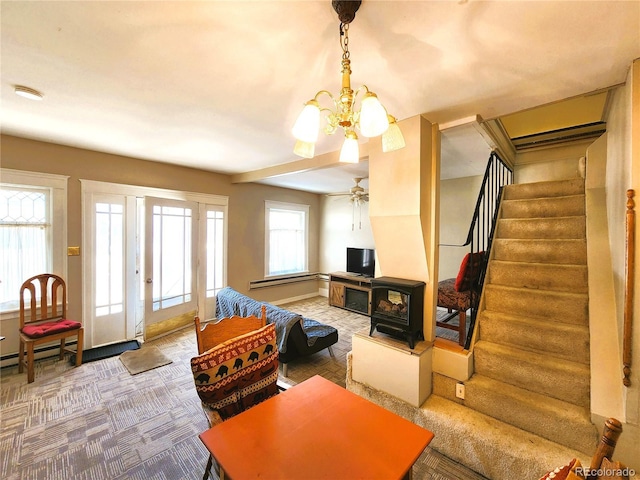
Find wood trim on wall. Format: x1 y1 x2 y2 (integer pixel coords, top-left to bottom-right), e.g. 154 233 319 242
623 189 635 386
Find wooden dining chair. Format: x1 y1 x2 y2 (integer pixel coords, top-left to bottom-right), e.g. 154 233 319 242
191 314 280 480
194 304 267 354
19 273 84 383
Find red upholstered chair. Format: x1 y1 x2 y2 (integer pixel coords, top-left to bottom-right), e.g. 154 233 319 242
19 274 83 383
436 252 484 346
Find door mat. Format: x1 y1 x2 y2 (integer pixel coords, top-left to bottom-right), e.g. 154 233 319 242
119 345 172 375
69 340 140 365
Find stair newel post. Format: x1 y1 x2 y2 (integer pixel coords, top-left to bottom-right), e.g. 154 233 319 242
623 189 635 387
587 418 623 479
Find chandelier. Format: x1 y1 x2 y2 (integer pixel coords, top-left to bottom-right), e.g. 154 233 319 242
292 0 405 163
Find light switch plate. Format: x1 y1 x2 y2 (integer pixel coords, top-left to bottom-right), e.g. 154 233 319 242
455 383 465 400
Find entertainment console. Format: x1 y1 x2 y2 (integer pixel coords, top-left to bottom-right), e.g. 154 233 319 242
328 272 372 316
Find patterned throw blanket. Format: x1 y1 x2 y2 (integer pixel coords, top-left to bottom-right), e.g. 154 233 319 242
215 286 304 354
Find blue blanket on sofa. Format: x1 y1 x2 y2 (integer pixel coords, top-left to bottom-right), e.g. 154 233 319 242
215 286 308 354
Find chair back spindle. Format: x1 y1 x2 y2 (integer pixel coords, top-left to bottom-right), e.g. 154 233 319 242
20 274 67 325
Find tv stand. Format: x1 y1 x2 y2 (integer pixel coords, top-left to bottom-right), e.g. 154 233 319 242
328 272 372 316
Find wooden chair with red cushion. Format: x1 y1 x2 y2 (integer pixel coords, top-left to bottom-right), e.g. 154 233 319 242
436 251 484 346
19 273 83 383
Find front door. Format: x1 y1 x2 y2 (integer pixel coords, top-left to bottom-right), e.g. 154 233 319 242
143 197 198 328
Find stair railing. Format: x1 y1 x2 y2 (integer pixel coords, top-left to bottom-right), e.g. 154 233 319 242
463 151 513 349
623 189 635 386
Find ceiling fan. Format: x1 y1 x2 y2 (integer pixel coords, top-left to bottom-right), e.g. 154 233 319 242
327 177 369 230
327 177 369 206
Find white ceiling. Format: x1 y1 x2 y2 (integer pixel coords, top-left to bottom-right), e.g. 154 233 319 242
1 1 639 194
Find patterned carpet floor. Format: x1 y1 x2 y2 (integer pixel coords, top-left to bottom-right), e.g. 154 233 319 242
1 296 486 480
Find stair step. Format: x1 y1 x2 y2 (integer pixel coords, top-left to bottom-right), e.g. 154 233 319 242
496 216 586 239
484 284 588 325
501 195 585 219
474 341 591 408
486 260 588 293
350 375 592 480
492 238 587 265
433 374 597 455
477 310 590 364
503 178 584 200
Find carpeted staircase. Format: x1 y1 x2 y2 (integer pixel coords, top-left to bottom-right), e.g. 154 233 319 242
437 178 598 453
348 178 603 478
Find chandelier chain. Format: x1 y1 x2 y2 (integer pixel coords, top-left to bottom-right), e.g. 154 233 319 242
340 23 350 60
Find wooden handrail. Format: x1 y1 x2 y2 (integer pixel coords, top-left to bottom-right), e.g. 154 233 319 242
623 189 635 387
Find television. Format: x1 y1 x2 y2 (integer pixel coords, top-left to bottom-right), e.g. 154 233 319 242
346 247 375 277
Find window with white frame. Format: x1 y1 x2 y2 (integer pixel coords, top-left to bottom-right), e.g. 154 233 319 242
265 201 309 277
0 170 67 312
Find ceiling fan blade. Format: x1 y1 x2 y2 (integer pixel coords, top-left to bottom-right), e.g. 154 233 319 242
327 177 370 203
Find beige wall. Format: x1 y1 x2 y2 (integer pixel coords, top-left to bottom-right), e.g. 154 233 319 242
606 75 633 364
369 115 436 284
439 175 484 280
595 59 640 467
0 134 320 358
225 180 321 303
319 195 374 276
585 133 625 420
514 139 591 184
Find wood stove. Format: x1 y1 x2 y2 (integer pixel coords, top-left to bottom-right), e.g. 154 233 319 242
370 276 425 349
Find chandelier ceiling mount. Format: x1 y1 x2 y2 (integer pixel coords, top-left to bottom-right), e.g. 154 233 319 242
331 0 361 24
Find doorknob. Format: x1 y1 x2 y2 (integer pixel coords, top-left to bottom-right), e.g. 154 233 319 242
146 278 153 284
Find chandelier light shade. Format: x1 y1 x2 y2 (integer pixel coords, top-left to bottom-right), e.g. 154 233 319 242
339 131 360 163
292 100 321 143
293 139 316 158
359 92 389 137
382 116 406 153
292 0 405 162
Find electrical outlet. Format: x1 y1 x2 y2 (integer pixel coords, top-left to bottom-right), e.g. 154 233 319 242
455 383 465 400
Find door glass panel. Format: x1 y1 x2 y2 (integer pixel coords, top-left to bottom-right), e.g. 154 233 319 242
95 202 124 317
206 209 224 298
152 204 192 311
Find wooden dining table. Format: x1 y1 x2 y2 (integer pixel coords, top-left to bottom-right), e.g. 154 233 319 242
199 374 434 479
